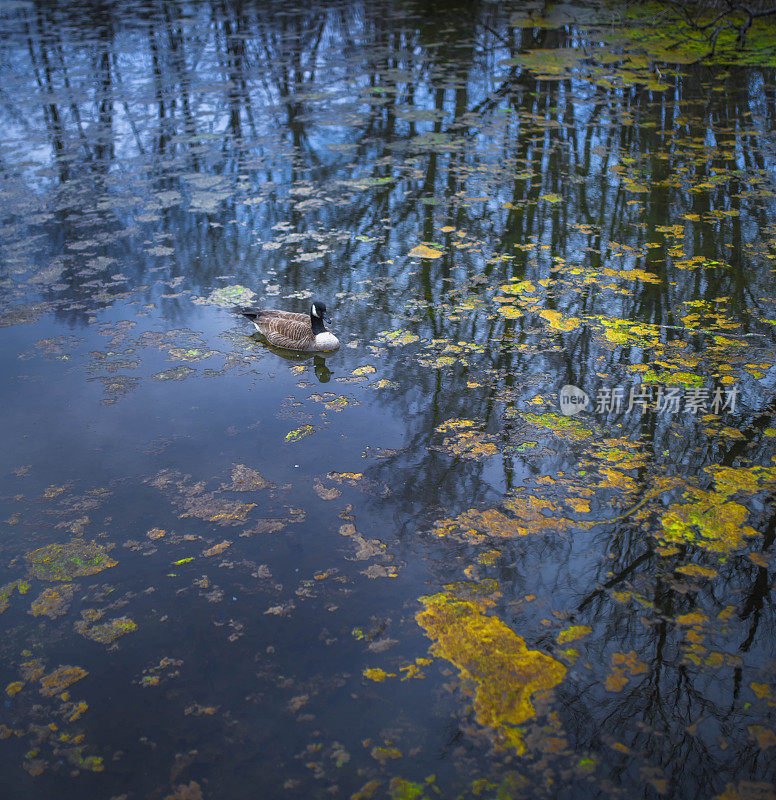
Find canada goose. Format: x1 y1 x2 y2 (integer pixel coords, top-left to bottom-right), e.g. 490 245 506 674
238 300 340 353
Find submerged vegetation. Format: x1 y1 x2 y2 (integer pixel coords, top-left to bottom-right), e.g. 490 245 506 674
0 0 775 798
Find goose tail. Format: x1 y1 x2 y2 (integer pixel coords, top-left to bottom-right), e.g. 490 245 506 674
235 306 261 321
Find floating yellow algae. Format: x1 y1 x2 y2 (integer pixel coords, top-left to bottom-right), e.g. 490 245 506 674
352 365 376 376
285 425 315 443
408 244 443 259
389 777 435 800
659 489 758 554
751 683 774 701
75 616 137 644
619 268 662 284
351 779 380 800
29 584 76 618
714 781 776 800
39 666 88 696
605 651 647 692
328 472 363 483
163 782 204 800
313 478 342 500
363 668 395 682
596 318 660 348
749 726 776 750
538 309 581 332
6 681 23 696
240 518 287 536
20 660 45 681
708 464 776 496
499 280 538 296
377 330 420 347
675 564 718 580
522 412 593 441
25 540 117 581
416 592 566 754
370 745 402 764
203 541 231 557
221 464 273 492
433 493 570 542
676 611 708 626
557 625 592 645
436 418 498 459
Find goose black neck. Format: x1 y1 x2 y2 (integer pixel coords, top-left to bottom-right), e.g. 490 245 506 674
310 313 326 335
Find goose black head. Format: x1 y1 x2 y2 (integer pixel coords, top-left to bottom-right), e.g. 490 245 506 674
310 300 330 323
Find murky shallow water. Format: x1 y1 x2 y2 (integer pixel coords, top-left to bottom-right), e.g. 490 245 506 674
2 1 776 798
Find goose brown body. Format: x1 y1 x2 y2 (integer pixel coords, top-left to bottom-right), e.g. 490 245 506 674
239 302 339 353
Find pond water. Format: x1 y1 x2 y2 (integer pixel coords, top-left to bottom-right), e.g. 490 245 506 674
1 1 776 798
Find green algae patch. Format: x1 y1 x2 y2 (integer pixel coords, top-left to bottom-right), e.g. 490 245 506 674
607 2 776 67
25 540 117 581
1 579 26 613
508 1 776 68
195 284 256 307
416 592 567 754
153 365 195 381
167 347 214 362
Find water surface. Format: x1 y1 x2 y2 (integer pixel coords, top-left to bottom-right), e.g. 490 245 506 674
1 2 776 799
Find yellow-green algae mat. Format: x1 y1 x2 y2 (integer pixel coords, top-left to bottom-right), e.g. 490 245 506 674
416 588 567 754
